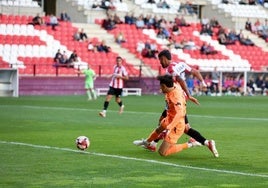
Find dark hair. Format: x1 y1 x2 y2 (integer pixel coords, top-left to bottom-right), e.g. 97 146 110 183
116 56 123 60
157 75 174 87
158 49 171 60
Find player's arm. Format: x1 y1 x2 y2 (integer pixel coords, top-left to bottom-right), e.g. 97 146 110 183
191 68 207 87
175 76 200 105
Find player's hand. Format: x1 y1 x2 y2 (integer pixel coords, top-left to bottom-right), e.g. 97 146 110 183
188 96 200 105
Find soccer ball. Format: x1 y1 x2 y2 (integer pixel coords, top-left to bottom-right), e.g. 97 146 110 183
76 136 90 150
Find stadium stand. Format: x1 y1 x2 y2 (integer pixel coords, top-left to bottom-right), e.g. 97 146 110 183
0 0 267 95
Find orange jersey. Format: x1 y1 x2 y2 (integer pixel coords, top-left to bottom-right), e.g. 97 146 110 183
161 86 186 144
163 86 186 130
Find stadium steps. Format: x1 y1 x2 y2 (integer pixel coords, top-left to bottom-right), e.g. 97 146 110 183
72 23 158 77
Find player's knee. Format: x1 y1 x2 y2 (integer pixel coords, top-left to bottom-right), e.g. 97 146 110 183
158 149 168 156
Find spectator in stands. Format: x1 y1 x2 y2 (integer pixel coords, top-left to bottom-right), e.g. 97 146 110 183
88 42 97 52
258 19 268 41
251 19 261 34
96 40 111 53
200 43 217 55
79 29 88 41
171 22 181 35
228 29 239 42
157 0 170 9
136 41 145 53
239 35 255 46
115 32 126 45
179 1 195 15
60 11 71 21
54 49 68 67
124 12 135 25
245 18 252 31
73 30 80 41
210 17 220 28
68 50 78 67
218 28 235 45
31 13 44 26
141 40 158 58
54 49 62 64
92 0 101 8
200 24 213 36
113 13 123 24
156 27 170 39
73 29 88 42
184 38 199 50
47 14 58 30
147 0 156 3
102 14 116 30
136 15 145 29
177 15 190 27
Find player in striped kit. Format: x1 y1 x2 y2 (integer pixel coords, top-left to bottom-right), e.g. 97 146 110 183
99 56 128 117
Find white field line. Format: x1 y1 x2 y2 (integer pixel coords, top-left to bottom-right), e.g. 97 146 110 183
0 140 267 178
1 105 268 122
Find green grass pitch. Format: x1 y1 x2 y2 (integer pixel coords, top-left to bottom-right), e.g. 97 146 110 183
0 95 267 187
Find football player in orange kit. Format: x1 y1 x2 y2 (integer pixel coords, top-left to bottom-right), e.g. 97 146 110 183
134 49 219 157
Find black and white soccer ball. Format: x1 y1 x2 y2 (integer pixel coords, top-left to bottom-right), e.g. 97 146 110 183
76 136 90 150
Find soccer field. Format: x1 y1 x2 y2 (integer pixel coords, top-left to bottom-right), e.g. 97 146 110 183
0 95 267 187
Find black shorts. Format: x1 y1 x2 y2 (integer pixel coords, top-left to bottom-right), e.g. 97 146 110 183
161 109 189 124
107 87 123 97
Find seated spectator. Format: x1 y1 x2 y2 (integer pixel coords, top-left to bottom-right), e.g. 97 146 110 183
239 35 255 46
136 15 145 29
178 15 190 27
136 41 145 53
115 32 126 45
257 19 268 41
60 11 71 21
124 12 135 25
218 31 235 45
31 13 44 25
88 42 97 52
245 18 252 31
251 19 261 34
113 13 123 24
157 0 170 9
73 30 80 41
147 0 156 3
68 50 79 66
210 17 220 28
171 22 181 35
200 43 217 55
79 29 88 41
200 24 213 36
54 49 68 66
92 0 101 8
228 29 239 41
102 14 116 30
47 14 58 30
96 40 111 53
141 40 158 58
54 49 62 64
184 38 199 50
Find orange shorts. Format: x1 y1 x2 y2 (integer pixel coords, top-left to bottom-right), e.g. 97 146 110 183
163 118 185 144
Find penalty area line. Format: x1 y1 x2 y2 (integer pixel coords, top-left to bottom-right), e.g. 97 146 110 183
0 140 267 178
